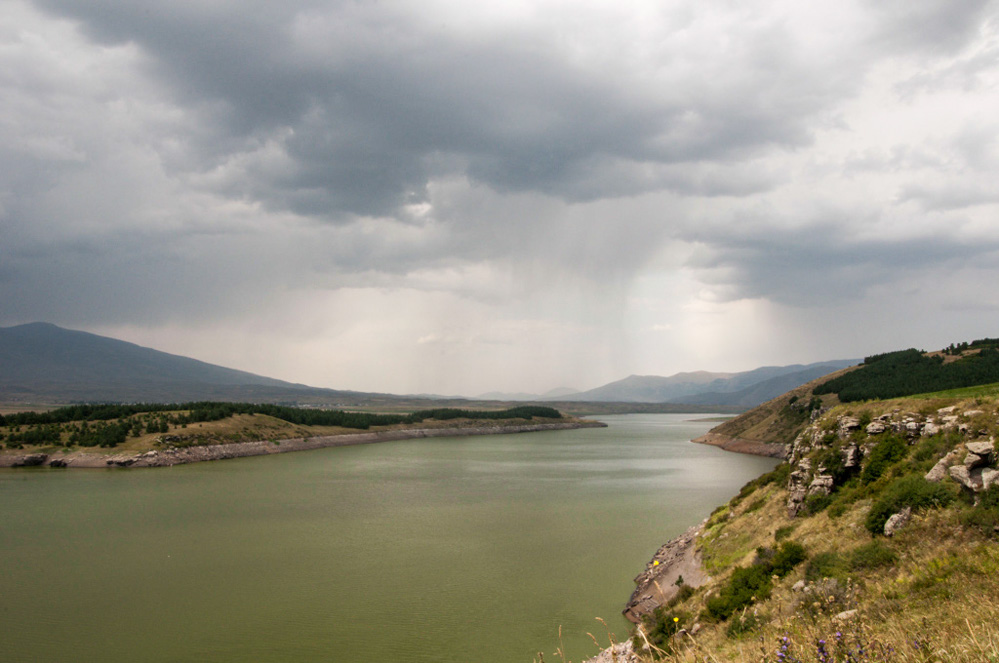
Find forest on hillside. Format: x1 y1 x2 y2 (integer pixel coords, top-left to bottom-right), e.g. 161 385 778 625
813 338 999 401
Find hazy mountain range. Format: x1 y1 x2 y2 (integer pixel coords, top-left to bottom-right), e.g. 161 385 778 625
0 322 856 408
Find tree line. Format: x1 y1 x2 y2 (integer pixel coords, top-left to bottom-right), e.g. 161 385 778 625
0 402 563 449
814 342 999 402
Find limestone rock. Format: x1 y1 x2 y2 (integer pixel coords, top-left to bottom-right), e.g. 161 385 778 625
949 465 974 489
843 444 861 469
866 421 887 435
808 474 835 496
839 417 861 438
965 441 995 468
884 507 912 537
983 468 999 492
787 468 810 517
922 422 941 437
925 449 962 482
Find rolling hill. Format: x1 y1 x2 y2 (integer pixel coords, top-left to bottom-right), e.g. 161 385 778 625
0 322 373 405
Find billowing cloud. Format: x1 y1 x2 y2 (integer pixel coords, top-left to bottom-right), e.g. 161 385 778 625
2 0 999 394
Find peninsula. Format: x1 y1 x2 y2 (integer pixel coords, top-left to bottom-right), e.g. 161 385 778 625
0 403 604 469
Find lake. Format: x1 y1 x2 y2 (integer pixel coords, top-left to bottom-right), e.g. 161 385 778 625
0 414 778 662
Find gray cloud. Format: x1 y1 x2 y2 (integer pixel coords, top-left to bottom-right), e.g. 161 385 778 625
3 0 999 393
29 0 859 220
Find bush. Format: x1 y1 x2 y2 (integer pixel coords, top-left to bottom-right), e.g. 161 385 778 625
865 475 955 535
705 564 772 621
636 606 690 657
705 541 806 621
961 484 999 536
861 435 909 485
805 551 847 581
848 540 898 570
801 493 833 516
771 541 807 577
774 525 797 541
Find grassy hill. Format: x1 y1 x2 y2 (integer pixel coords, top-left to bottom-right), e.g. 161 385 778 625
605 343 999 663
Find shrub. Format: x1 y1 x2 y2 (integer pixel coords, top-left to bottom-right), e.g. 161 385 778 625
771 541 807 577
774 525 797 541
805 551 847 581
801 493 833 516
961 484 999 536
635 606 690 657
705 564 772 621
705 541 806 622
848 540 898 570
861 435 909 485
865 475 955 535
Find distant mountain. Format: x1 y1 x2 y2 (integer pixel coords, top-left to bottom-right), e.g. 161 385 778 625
474 387 581 401
0 322 373 405
670 362 859 408
559 360 858 406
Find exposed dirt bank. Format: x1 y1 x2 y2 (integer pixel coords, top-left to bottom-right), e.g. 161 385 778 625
691 432 788 459
622 522 710 624
0 420 606 469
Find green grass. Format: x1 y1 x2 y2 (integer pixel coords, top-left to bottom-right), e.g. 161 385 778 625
903 381 999 399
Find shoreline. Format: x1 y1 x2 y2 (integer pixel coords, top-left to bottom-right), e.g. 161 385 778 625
690 431 788 459
0 420 607 469
585 432 786 662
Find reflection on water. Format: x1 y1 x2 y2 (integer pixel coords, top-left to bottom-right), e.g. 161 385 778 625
0 414 777 663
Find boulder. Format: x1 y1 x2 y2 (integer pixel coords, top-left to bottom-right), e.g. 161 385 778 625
949 465 974 489
11 453 48 467
808 474 835 496
983 468 999 492
842 444 861 469
922 422 941 437
926 449 962 482
884 507 912 537
838 417 861 438
866 421 887 435
787 469 810 517
965 441 995 467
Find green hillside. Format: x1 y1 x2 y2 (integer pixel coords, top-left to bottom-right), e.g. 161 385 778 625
610 340 999 663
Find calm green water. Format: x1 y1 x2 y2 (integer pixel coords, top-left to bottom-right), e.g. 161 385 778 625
0 414 777 662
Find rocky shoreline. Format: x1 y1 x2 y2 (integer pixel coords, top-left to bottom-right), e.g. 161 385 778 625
0 420 606 469
691 431 788 458
584 434 785 663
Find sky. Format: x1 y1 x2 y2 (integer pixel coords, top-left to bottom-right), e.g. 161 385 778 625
2 0 999 396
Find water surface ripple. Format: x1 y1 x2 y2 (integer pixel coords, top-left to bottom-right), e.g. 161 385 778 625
0 414 778 662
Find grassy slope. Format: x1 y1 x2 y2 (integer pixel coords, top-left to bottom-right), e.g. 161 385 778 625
626 391 999 663
706 367 853 445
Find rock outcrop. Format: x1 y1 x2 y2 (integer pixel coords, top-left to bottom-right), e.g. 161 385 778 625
788 405 999 515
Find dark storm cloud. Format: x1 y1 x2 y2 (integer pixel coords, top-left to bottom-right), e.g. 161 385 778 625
685 218 999 307
29 0 849 220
